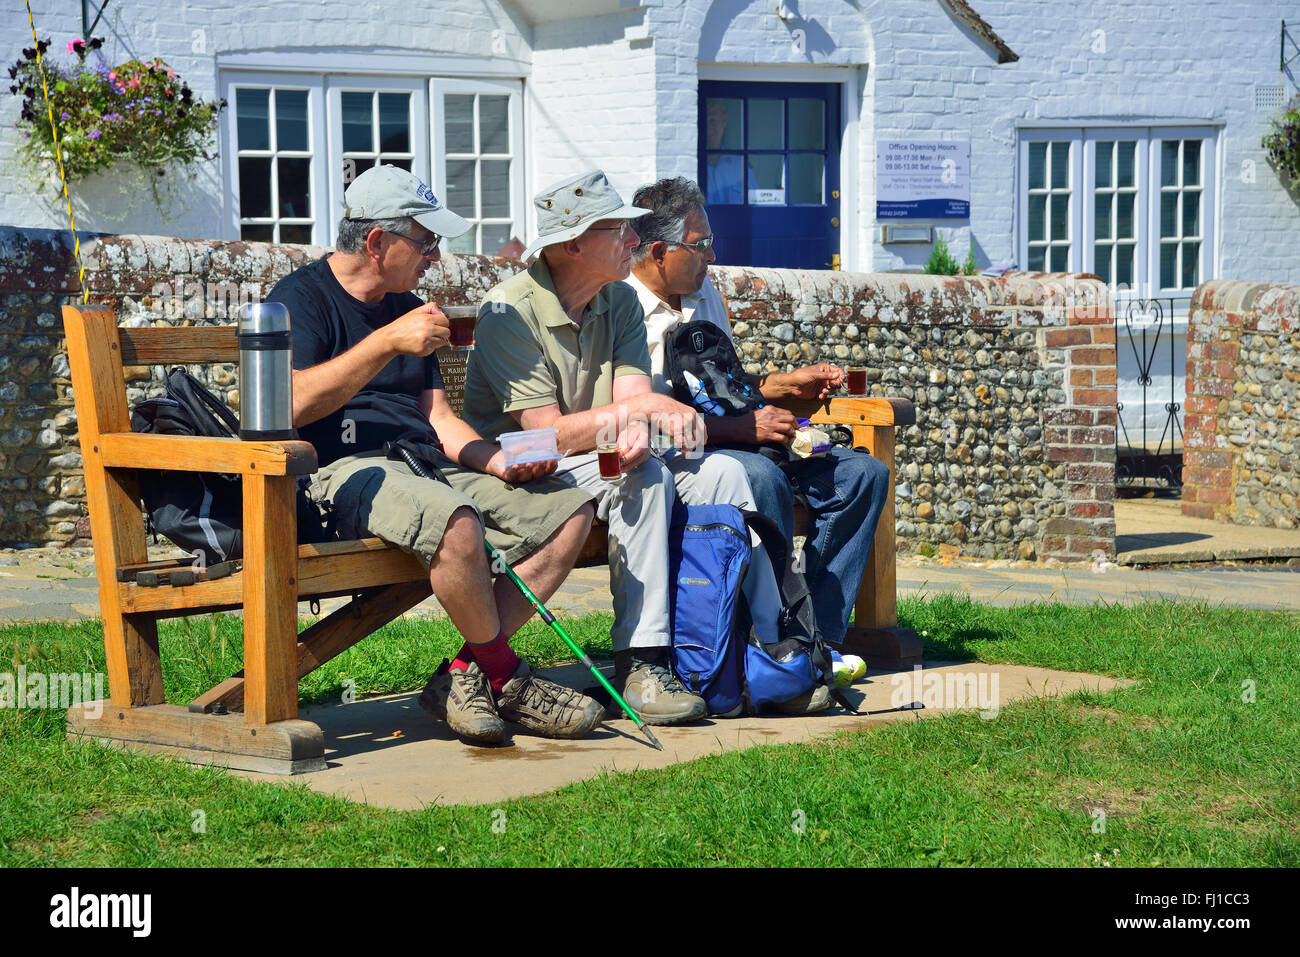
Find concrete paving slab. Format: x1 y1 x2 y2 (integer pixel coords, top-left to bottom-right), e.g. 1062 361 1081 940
1115 498 1300 564
231 660 1133 809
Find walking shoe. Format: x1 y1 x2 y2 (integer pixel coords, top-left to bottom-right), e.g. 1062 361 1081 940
829 649 868 686
495 660 604 739
614 648 707 725
773 683 832 715
419 659 506 744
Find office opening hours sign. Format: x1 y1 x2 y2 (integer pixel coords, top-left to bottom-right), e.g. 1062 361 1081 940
876 141 970 219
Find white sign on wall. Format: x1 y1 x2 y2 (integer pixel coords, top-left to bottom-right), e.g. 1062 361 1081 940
877 141 971 219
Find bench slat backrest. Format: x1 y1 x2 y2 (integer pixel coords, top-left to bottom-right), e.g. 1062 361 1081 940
118 326 238 365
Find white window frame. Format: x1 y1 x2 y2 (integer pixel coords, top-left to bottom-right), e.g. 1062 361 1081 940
1019 135 1076 273
221 72 329 245
1082 129 1146 292
219 69 525 249
1017 125 1218 306
1149 127 1214 298
326 76 429 239
430 77 526 256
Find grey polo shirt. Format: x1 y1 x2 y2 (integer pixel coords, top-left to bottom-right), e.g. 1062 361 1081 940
465 258 651 443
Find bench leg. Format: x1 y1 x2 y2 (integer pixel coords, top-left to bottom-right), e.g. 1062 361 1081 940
844 423 923 670
241 474 300 726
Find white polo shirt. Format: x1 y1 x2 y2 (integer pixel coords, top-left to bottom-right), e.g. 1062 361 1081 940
623 271 732 396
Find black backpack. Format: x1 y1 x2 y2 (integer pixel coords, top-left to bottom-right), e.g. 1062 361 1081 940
664 321 798 466
664 322 855 456
130 368 336 566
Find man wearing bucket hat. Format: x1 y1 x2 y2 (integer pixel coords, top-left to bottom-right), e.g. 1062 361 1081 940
465 170 816 725
268 164 603 746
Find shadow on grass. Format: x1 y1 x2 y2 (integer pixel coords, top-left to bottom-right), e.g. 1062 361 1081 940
898 593 1016 661
917 626 1003 661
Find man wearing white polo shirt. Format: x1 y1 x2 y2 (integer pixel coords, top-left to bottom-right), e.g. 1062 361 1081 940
626 177 889 681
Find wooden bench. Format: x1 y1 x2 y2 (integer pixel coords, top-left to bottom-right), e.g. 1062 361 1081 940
62 303 920 774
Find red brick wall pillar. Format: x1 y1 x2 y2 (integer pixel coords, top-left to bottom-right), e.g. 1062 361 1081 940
1040 283 1118 561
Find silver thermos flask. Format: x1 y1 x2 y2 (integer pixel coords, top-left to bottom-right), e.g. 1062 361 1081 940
238 302 294 440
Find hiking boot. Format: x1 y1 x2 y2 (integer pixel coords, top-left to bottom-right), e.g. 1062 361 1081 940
495 660 604 739
773 683 832 715
419 659 506 744
614 649 707 726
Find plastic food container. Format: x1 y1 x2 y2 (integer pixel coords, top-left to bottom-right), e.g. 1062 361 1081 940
498 427 561 466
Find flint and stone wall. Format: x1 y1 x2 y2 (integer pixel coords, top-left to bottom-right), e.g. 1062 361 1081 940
1182 280 1300 530
0 226 1118 560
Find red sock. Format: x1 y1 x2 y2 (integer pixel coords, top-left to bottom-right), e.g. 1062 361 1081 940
458 632 520 693
449 642 476 674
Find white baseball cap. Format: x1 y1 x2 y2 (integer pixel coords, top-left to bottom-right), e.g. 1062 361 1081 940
342 164 470 238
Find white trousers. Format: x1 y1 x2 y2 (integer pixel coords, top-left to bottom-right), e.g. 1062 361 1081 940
551 449 783 652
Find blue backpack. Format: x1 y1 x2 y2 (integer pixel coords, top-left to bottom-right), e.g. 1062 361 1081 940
668 502 856 717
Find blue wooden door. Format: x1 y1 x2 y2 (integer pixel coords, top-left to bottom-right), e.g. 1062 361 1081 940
698 81 841 270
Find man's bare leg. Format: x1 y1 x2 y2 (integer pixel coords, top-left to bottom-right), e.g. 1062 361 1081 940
492 501 595 638
427 505 502 645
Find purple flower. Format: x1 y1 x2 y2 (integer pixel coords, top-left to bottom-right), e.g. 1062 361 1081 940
60 111 71 122
88 129 100 139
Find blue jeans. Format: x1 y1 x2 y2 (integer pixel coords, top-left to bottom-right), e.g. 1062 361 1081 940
708 446 890 646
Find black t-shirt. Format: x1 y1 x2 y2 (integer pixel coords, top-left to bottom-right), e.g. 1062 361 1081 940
267 256 444 466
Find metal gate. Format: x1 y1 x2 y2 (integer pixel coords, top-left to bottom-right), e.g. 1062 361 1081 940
1115 297 1184 492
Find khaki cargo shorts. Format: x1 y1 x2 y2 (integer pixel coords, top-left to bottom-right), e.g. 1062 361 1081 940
309 443 594 568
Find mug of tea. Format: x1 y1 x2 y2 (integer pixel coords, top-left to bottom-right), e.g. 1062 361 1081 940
597 443 622 481
846 367 868 394
442 304 477 351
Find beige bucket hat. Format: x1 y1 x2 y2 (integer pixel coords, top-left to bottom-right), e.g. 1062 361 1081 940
522 169 649 261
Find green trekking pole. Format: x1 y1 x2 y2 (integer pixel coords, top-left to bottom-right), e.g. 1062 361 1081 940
484 539 662 751
387 441 663 751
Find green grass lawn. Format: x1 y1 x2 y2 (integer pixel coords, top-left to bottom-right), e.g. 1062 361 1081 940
1 596 1296 867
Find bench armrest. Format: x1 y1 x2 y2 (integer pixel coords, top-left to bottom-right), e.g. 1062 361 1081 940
781 396 917 428
96 433 318 476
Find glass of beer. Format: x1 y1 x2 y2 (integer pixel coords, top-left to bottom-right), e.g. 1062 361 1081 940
443 305 477 351
846 367 868 394
597 443 621 481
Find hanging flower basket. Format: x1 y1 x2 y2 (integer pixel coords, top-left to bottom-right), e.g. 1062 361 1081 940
1262 92 1300 190
7 37 226 196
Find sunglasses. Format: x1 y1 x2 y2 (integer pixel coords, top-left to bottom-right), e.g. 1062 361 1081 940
386 229 442 257
585 221 638 241
664 235 714 255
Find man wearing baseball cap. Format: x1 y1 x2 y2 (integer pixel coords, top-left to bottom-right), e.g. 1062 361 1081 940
267 164 603 746
465 170 808 725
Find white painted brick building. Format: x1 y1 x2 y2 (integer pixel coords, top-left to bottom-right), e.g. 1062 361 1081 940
3 0 1297 294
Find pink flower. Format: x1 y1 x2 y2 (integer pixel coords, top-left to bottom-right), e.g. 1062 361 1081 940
66 40 77 54
167 71 175 79
127 76 140 89
108 71 115 81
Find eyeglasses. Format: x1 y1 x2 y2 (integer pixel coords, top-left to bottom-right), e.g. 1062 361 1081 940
585 222 637 241
386 229 442 257
664 235 715 256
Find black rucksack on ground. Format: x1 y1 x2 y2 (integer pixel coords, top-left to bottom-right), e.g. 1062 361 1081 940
130 368 336 565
